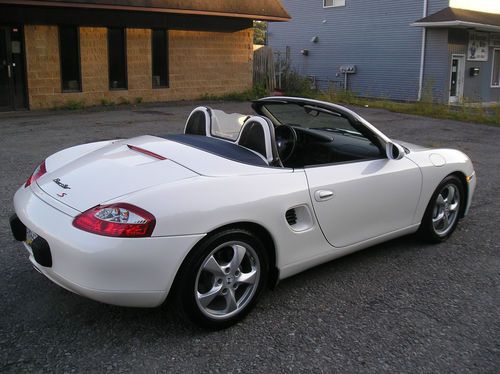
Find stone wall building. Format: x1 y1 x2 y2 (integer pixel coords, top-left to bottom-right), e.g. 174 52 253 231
0 0 290 111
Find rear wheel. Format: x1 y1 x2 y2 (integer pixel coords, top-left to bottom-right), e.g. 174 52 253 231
419 175 464 243
174 229 268 329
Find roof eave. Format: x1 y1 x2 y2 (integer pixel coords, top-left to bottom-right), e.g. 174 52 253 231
0 0 292 22
411 20 500 32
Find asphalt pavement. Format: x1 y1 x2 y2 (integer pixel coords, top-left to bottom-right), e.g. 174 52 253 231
0 101 499 373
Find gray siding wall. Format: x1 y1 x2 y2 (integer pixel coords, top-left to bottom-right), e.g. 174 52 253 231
463 51 500 103
470 45 500 103
484 50 500 103
444 29 500 103
423 29 449 103
268 0 449 101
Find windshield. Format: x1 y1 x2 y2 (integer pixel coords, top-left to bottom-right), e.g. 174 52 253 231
262 102 362 135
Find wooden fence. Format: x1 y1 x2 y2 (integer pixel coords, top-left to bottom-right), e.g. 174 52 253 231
253 46 276 91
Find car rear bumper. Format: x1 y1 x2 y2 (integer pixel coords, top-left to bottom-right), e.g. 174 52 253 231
12 185 205 307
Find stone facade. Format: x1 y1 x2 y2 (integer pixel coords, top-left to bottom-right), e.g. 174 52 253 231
24 25 253 109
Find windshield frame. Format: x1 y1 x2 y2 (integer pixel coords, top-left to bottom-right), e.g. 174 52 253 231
253 98 386 157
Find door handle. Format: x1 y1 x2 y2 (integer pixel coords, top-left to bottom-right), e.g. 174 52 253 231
7 65 11 78
314 190 334 202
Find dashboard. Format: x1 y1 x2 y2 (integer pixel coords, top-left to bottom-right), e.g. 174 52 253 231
285 127 384 168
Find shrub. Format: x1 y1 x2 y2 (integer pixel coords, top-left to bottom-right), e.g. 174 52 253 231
100 98 114 106
119 97 130 105
63 100 85 110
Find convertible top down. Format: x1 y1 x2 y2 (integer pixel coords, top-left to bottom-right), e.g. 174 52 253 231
10 97 476 328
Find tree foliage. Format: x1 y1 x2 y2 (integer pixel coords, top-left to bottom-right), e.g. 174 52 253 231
253 21 267 45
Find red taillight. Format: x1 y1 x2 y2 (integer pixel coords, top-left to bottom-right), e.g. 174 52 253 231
25 161 47 187
73 203 156 238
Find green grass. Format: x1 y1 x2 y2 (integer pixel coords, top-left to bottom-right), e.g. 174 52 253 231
318 91 500 126
199 85 268 102
52 80 495 125
199 85 499 126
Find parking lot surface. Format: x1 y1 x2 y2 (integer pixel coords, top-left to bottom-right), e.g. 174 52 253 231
0 101 499 372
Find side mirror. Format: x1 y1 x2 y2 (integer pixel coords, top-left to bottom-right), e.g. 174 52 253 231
386 142 405 160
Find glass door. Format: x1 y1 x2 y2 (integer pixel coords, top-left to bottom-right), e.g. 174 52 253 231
0 26 27 111
0 28 10 109
449 54 465 104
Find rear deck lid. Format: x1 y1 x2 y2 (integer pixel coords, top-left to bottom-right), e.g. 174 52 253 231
37 138 197 212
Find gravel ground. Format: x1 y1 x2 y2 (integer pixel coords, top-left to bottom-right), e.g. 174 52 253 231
0 102 499 373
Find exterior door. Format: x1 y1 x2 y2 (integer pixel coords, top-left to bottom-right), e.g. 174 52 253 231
0 26 27 111
305 158 421 248
449 55 465 104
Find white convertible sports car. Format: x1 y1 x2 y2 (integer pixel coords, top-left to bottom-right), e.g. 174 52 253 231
10 97 476 328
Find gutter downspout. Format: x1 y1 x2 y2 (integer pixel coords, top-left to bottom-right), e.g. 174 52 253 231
417 0 428 101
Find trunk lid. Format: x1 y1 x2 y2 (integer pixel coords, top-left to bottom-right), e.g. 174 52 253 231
37 137 198 212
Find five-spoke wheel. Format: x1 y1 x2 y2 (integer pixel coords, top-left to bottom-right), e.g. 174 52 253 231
195 242 260 319
419 175 464 243
431 183 460 236
174 229 268 329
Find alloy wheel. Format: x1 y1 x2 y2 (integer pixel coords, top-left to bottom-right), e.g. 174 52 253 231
195 241 260 320
432 183 460 236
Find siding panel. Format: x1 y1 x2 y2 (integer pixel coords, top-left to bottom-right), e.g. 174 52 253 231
423 28 449 102
268 0 449 101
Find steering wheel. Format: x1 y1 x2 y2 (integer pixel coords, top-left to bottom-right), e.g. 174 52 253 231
274 124 297 163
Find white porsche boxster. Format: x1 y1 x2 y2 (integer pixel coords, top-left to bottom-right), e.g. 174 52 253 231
10 97 476 328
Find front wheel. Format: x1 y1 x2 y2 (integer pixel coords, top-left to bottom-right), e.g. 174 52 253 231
174 229 269 329
419 175 464 243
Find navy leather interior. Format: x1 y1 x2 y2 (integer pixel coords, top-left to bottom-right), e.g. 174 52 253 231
163 134 269 167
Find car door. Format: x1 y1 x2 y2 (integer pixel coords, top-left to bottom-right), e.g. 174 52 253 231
305 157 421 248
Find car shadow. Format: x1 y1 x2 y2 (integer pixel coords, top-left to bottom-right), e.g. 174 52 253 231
7 232 440 338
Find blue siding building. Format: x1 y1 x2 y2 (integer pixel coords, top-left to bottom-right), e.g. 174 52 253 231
268 1 500 104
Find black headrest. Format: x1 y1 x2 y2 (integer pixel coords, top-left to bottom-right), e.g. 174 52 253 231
185 107 211 136
237 116 281 166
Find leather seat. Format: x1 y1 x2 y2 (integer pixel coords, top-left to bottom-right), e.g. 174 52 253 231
184 106 212 136
236 116 282 166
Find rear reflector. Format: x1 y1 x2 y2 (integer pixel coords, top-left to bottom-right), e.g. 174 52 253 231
127 145 166 160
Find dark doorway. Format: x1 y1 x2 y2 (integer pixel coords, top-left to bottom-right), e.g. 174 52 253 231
0 26 28 111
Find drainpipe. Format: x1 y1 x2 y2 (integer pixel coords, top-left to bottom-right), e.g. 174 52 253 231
417 0 428 101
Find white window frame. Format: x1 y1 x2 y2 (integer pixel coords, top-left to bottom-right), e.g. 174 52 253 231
491 48 500 88
323 0 345 8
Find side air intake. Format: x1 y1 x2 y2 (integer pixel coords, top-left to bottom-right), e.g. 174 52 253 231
285 208 297 226
284 205 314 232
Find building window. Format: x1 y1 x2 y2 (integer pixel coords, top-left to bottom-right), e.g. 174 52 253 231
59 26 81 92
108 28 127 90
492 49 500 88
152 29 168 88
323 0 346 8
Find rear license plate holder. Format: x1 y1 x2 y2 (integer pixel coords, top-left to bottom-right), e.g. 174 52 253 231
25 228 38 247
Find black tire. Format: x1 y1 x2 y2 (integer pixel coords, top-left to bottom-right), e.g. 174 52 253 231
418 175 464 243
173 228 269 329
